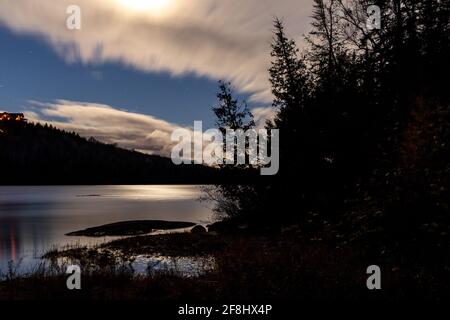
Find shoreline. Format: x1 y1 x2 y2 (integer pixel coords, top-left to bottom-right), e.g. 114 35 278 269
1 221 448 301
65 220 199 237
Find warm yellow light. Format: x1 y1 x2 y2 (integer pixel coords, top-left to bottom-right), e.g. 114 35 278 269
117 0 170 12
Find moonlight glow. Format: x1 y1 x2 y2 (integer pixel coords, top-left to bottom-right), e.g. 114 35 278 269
117 0 170 12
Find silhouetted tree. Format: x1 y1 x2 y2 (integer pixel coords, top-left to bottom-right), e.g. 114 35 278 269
203 82 261 221
206 1 449 250
213 81 255 132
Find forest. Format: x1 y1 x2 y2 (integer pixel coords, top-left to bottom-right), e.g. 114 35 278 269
0 120 222 184
0 0 448 302
205 0 450 282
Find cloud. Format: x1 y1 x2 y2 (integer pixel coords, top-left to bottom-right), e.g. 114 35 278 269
27 100 189 156
0 0 312 103
252 106 277 129
25 100 280 159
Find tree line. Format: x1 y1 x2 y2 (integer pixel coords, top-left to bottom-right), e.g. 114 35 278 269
206 0 450 253
0 121 226 184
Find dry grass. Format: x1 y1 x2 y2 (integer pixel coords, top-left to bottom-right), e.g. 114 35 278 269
1 232 448 301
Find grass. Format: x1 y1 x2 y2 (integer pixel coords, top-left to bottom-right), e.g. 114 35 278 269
1 230 449 301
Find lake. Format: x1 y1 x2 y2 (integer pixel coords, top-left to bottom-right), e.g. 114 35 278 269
0 185 214 274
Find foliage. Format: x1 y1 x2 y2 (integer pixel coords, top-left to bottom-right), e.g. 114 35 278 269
208 0 450 254
0 121 217 184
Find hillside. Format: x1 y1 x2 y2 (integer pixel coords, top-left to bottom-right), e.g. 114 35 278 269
0 120 218 184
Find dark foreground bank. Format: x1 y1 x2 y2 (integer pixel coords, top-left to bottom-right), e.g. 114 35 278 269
0 222 448 301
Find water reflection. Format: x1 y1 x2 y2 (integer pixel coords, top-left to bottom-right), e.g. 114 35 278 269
0 186 213 273
0 220 18 263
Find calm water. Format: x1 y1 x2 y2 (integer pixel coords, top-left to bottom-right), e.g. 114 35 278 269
0 185 213 273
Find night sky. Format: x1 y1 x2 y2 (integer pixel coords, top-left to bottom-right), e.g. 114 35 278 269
0 27 226 128
0 0 312 154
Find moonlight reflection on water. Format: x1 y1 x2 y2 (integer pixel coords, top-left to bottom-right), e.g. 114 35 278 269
0 185 213 274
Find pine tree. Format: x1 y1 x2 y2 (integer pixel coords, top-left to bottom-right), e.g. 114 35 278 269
212 81 255 132
268 18 319 220
269 18 311 159
269 18 309 118
203 82 259 221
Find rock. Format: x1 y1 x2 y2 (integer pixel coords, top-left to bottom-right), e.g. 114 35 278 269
191 225 207 234
208 218 247 234
66 220 196 237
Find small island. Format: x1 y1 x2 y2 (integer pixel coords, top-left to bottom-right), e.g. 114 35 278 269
66 220 197 237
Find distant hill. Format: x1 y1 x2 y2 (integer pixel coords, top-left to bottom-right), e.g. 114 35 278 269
0 121 221 184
